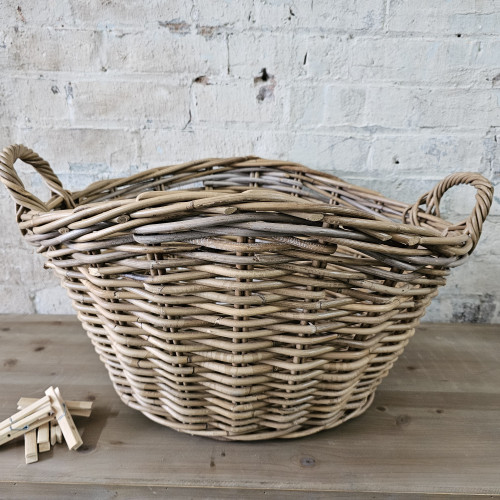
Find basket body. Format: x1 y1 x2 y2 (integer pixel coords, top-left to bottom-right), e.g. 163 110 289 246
0 146 494 440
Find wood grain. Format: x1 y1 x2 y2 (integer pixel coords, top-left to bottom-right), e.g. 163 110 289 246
0 315 499 498
1 483 482 500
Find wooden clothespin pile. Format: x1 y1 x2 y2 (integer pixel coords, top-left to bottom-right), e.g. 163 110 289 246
0 386 93 464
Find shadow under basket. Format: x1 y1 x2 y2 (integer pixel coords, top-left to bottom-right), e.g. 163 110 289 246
0 144 494 440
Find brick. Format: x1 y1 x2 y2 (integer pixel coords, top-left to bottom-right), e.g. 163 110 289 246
250 1 312 30
1 1 72 28
426 291 500 323
478 41 500 86
252 0 385 32
250 130 294 159
193 80 283 124
296 33 349 80
472 220 500 258
141 128 250 165
0 127 15 148
0 285 35 314
309 0 386 32
0 78 71 128
10 128 140 174
228 32 302 80
139 128 292 166
0 227 50 285
105 29 227 75
229 32 349 81
74 80 190 128
3 27 102 72
67 0 192 30
228 33 349 84
448 261 500 304
34 286 73 314
192 0 254 28
289 85 365 128
365 87 499 130
349 37 495 87
368 134 484 174
2 2 192 31
482 128 500 184
140 128 256 165
1 78 191 129
0 244 28 284
0 30 14 69
387 0 500 35
290 134 371 176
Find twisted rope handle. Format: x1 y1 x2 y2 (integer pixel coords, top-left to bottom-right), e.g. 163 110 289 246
408 172 494 253
0 144 74 212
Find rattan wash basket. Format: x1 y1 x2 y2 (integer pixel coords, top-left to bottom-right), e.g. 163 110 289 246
0 144 494 440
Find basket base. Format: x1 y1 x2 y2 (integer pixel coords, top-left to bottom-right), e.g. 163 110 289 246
124 391 376 441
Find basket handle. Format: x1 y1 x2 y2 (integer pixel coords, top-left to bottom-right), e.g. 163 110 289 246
408 172 494 253
0 144 74 212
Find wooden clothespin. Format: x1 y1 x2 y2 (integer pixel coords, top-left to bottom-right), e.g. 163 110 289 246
24 429 38 464
0 395 50 433
45 386 83 451
1 387 94 464
0 396 53 447
18 397 93 418
37 422 50 453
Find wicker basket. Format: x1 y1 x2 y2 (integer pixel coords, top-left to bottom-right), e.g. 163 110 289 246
0 144 494 440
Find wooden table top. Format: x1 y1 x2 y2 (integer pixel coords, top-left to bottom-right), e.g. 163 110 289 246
0 315 499 498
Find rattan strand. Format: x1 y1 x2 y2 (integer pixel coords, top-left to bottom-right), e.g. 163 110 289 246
0 144 494 440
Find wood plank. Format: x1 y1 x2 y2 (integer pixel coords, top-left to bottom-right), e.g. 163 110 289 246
0 483 487 500
0 315 499 497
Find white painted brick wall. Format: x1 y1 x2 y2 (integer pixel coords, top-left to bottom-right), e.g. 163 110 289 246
0 0 498 322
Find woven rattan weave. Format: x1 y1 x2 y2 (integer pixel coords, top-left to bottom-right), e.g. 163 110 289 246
0 144 494 440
